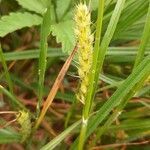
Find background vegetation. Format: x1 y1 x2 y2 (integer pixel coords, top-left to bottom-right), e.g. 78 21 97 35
0 0 150 150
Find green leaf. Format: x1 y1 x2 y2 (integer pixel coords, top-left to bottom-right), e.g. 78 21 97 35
37 3 52 115
91 0 99 10
87 55 150 138
109 119 150 131
1 47 149 62
40 120 81 150
15 0 46 14
0 12 42 37
51 20 76 53
114 0 149 40
86 0 126 115
0 85 27 110
71 55 150 149
133 1 150 68
1 48 65 61
0 44 13 95
56 0 72 20
0 128 21 144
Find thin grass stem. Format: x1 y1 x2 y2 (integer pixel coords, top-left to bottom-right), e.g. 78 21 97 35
78 0 104 149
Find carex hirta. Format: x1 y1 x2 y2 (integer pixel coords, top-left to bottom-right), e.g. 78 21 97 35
74 3 93 104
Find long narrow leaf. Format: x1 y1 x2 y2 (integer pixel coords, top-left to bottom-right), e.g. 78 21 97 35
0 128 21 144
0 45 13 94
133 1 150 68
87 55 150 139
86 0 126 114
37 3 51 115
1 47 149 61
0 85 26 110
71 55 150 149
40 120 81 150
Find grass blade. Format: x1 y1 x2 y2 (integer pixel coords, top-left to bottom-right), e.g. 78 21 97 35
86 0 126 115
92 3 150 141
0 128 21 144
1 48 66 61
133 1 150 69
0 44 13 94
109 119 150 131
71 55 150 149
1 47 149 62
0 85 26 110
37 2 52 116
40 120 81 150
87 55 150 139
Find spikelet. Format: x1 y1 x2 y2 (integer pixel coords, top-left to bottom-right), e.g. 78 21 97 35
16 110 31 142
74 3 93 104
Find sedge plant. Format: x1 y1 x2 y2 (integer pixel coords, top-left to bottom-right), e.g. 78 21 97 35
74 0 127 149
74 2 94 149
74 1 104 149
0 0 150 149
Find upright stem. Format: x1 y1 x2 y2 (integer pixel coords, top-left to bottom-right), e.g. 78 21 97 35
78 0 104 149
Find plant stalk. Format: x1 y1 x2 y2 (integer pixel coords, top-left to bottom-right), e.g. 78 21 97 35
78 0 104 149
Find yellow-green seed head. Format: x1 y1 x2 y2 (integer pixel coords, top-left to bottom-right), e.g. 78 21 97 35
74 3 93 104
16 110 31 142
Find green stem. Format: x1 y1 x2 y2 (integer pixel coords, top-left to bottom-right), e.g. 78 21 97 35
78 119 88 150
133 1 150 69
78 0 104 149
78 0 127 149
86 0 126 110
